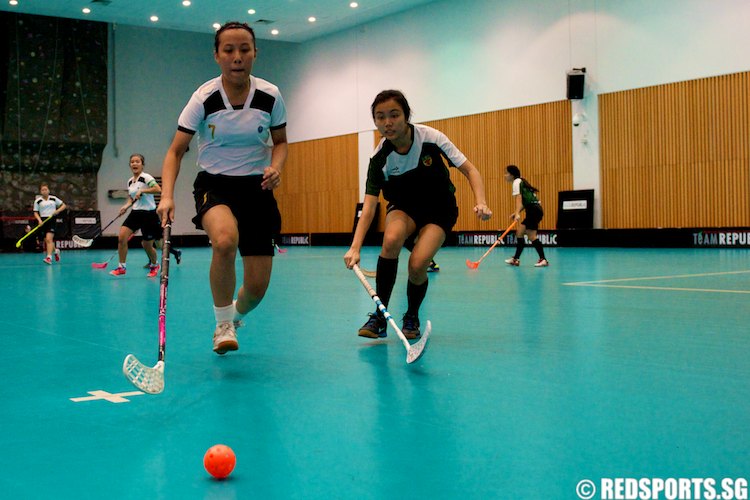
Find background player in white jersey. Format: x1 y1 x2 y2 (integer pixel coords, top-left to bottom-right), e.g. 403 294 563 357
33 183 67 265
110 154 181 277
157 22 287 355
344 90 493 339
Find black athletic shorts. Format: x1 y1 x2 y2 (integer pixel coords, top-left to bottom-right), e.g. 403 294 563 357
522 203 544 231
37 215 59 235
387 196 459 240
123 210 162 240
192 171 281 257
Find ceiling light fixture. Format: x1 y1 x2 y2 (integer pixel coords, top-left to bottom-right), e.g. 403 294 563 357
182 0 191 6
82 7 91 14
271 29 279 36
212 23 221 30
350 2 359 8
308 16 316 23
150 15 159 22
9 0 19 5
248 9 256 15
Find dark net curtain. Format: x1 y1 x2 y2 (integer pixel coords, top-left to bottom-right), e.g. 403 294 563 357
0 13 107 212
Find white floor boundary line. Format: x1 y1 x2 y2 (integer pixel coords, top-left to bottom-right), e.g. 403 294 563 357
563 283 750 294
563 269 750 294
565 269 750 285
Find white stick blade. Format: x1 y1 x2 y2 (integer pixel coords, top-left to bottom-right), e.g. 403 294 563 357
123 354 164 394
72 235 93 247
406 320 431 364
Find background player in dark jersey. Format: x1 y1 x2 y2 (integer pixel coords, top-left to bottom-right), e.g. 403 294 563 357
158 22 287 355
344 90 493 339
503 164 548 267
33 183 66 265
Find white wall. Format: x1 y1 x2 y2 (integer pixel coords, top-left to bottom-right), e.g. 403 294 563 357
282 0 574 142
594 0 750 92
99 0 750 233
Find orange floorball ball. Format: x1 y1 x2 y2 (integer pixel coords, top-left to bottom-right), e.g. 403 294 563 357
204 444 236 479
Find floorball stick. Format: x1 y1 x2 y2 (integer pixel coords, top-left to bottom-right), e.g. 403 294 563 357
465 220 518 269
92 233 135 269
15 215 54 248
352 264 430 364
73 210 128 248
122 223 172 393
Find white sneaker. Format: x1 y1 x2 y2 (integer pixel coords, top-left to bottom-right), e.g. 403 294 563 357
213 322 239 355
535 258 549 267
505 257 520 266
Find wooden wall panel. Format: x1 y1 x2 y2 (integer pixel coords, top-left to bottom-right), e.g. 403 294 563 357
424 101 573 231
600 71 750 228
279 102 573 235
277 134 358 233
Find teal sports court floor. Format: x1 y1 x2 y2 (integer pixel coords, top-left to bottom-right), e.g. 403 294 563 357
1 245 748 499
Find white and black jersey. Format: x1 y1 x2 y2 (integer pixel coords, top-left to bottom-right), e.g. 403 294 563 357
33 195 64 218
177 75 287 177
128 172 158 211
365 124 467 208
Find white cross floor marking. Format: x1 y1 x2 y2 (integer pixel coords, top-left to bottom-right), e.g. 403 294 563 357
70 390 145 403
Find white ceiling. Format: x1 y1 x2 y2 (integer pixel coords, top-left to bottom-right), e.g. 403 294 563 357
0 0 438 43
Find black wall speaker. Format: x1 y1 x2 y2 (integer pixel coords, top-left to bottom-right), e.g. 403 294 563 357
567 69 586 100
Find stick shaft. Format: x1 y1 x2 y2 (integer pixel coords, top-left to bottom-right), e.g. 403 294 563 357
157 223 171 363
352 264 411 350
15 215 54 247
475 240 501 264
499 219 519 240
475 220 518 265
97 212 125 236
93 233 135 266
84 211 127 242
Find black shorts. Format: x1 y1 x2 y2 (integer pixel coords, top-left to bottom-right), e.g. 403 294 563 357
522 204 544 231
387 197 459 239
192 171 281 257
38 216 58 235
123 210 162 240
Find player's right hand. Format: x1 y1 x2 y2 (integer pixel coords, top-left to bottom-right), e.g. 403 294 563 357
157 198 175 226
343 248 360 269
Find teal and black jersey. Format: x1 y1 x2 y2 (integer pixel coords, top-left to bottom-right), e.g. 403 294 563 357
365 124 467 209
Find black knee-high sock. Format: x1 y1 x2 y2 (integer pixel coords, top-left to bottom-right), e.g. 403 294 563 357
375 256 398 312
406 279 428 317
531 239 546 260
514 238 525 259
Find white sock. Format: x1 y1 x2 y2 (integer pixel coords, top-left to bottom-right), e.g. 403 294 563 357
119 263 127 268
233 299 248 322
214 304 234 324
